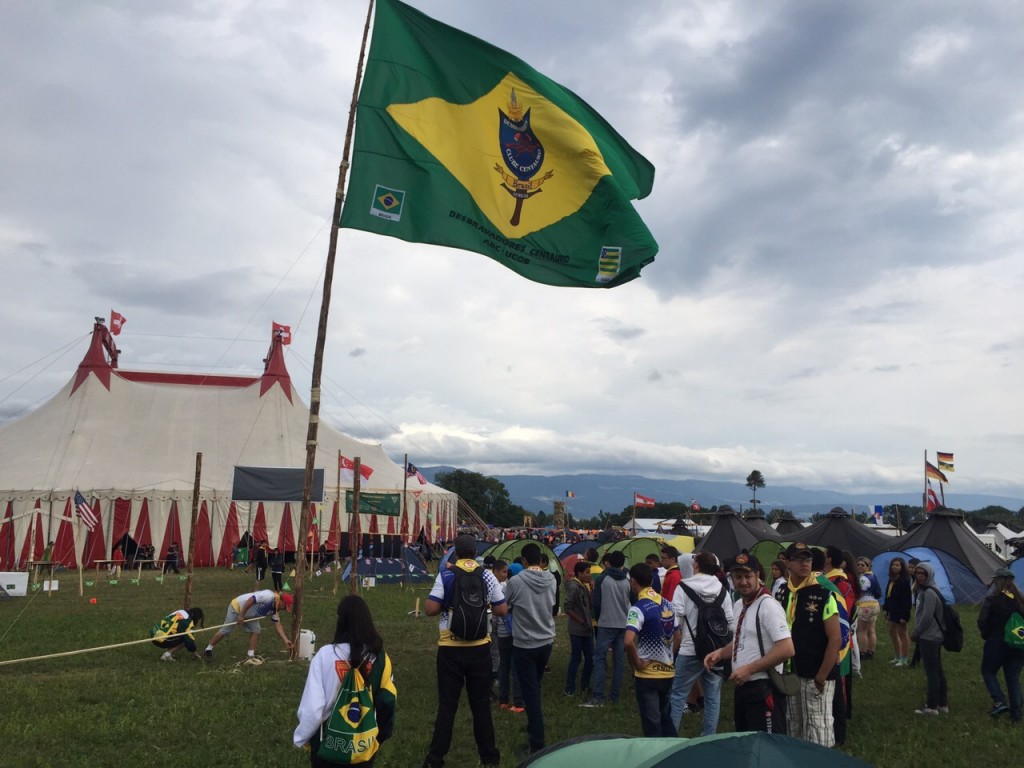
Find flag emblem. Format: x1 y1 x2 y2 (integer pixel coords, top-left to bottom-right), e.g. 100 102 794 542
597 246 622 283
370 185 406 221
496 88 552 226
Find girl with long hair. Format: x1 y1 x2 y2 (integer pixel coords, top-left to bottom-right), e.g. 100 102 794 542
884 557 913 666
294 595 397 766
855 557 882 660
978 568 1024 722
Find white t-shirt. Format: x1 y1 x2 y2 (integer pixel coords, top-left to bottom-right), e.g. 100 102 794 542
731 593 791 681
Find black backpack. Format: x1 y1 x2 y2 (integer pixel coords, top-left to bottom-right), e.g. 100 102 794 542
447 565 489 641
679 582 733 659
929 586 963 653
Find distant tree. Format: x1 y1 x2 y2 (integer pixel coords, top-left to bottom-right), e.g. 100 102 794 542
433 468 525 528
746 470 766 509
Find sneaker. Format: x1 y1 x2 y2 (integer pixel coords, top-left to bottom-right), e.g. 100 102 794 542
499 703 510 710
564 691 575 697
509 706 525 714
160 651 175 662
915 707 939 715
243 656 263 666
895 659 909 667
990 703 1009 716
204 649 213 660
938 706 949 714
580 698 604 708
888 657 901 665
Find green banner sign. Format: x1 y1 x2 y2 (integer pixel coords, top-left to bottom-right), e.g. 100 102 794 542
345 491 401 517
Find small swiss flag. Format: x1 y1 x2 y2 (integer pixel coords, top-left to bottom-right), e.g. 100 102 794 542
272 322 292 345
110 310 126 336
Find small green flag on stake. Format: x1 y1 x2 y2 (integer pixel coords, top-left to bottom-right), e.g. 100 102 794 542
282 582 291 592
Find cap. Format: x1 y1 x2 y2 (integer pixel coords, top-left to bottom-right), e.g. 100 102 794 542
995 567 1015 579
784 542 814 560
728 552 761 574
453 533 477 554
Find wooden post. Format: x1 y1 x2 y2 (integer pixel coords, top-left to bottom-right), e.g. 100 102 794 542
183 452 202 610
401 453 409 590
333 450 342 597
289 0 375 660
349 460 362 594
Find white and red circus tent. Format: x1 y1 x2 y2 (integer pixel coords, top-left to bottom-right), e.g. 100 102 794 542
0 322 457 570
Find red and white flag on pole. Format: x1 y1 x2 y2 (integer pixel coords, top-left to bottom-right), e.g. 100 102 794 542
110 310 126 336
925 482 940 513
272 322 292 344
634 493 655 508
339 455 374 482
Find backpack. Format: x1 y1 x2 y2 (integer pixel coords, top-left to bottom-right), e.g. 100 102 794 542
679 582 733 660
1004 612 1024 650
929 586 963 653
447 565 489 641
317 656 386 765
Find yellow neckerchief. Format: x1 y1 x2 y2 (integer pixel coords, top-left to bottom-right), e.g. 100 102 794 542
526 565 543 571
455 558 478 571
785 571 820 625
825 568 847 582
1003 589 1016 600
639 586 662 604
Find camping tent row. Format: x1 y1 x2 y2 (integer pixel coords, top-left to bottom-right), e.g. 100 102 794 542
0 322 458 569
696 506 1006 602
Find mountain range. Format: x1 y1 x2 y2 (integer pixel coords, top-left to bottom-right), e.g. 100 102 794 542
419 467 1023 519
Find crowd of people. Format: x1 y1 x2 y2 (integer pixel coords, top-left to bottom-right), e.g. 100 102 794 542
145 532 1024 766
405 535 1024 765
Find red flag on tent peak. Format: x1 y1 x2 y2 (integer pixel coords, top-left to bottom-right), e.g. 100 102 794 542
272 322 292 345
634 493 655 509
110 310 126 336
925 483 940 512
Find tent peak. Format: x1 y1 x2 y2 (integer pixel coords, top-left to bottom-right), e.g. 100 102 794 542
259 327 293 402
71 319 119 394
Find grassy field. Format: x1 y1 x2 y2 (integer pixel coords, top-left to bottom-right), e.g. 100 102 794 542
0 568 1019 767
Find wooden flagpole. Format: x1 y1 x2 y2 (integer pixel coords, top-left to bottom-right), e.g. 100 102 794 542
183 452 202 609
77 498 84 597
923 449 928 512
289 0 376 659
401 453 409 590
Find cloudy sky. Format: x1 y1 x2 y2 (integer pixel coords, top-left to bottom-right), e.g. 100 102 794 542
2 1 1022 501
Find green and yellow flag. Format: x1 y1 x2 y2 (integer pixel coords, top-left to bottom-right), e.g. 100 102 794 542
339 0 658 288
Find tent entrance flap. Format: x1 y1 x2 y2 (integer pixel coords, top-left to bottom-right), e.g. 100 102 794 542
232 466 325 503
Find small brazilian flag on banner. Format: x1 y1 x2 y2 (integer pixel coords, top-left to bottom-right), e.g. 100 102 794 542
339 0 658 288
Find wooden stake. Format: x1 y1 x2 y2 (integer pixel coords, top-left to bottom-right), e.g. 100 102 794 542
183 452 202 610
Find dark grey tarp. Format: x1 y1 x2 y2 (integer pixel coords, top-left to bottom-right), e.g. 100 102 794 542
231 466 324 502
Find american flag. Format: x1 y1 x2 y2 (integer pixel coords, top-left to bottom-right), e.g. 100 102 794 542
74 491 100 532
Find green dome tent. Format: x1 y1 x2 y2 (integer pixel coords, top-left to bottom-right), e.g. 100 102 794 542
484 539 563 577
596 536 665 568
522 732 872 768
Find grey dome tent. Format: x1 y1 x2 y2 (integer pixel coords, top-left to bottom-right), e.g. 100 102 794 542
887 507 1005 584
796 507 891 558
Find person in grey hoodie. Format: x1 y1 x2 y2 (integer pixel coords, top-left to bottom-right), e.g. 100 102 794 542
911 562 949 714
583 549 632 707
504 542 556 756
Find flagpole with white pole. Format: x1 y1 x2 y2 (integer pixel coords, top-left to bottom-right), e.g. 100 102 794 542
334 449 342 597
289 0 376 659
401 453 409 591
77 497 84 597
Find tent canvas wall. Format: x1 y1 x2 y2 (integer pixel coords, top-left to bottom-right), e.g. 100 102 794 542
0 323 458 568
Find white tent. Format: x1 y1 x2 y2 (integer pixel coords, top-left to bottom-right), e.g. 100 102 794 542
0 322 457 569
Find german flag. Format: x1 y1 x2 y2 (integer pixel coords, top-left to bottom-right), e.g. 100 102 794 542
937 452 955 472
925 461 948 483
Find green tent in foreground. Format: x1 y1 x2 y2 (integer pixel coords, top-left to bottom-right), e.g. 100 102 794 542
484 539 564 578
521 733 873 768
